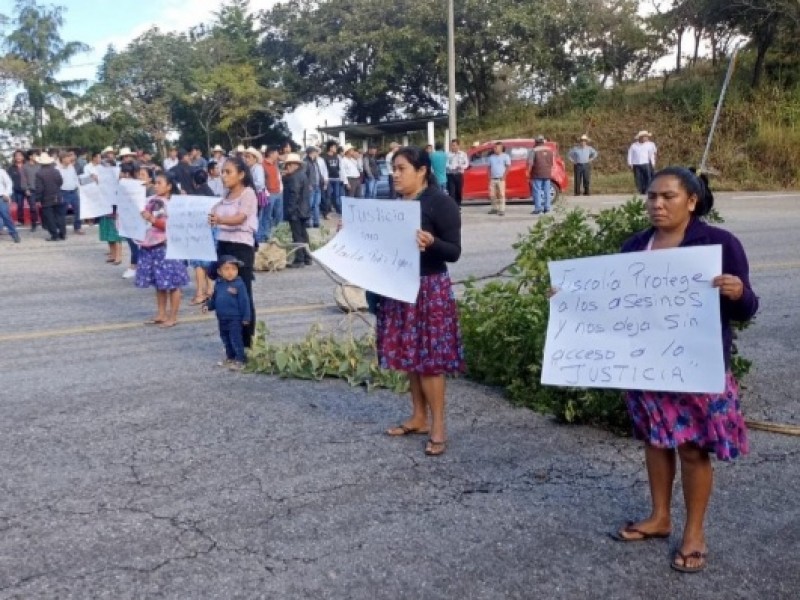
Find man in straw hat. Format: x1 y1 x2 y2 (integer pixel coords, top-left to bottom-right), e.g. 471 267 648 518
211 145 227 171
34 152 66 241
340 143 362 198
568 134 599 196
282 152 312 268
628 130 658 195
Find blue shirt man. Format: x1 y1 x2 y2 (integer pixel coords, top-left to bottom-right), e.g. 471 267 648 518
430 143 448 189
488 142 511 216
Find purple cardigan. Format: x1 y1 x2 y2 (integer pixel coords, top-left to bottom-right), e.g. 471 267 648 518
621 218 759 369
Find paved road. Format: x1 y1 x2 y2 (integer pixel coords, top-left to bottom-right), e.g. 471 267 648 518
1 192 798 599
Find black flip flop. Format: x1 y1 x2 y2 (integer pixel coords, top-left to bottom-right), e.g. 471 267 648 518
609 521 671 542
385 424 430 437
425 439 447 457
671 550 708 573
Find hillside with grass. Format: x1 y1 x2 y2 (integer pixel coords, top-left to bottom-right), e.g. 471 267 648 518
461 62 800 193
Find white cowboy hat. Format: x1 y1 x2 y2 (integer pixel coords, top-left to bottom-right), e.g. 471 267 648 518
283 152 303 165
212 145 225 153
636 130 652 139
342 143 356 154
244 146 263 162
118 147 135 157
235 144 246 153
35 152 56 165
580 134 591 141
101 146 115 155
259 145 267 153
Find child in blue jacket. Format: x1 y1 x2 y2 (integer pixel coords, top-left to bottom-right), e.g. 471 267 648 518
203 255 252 370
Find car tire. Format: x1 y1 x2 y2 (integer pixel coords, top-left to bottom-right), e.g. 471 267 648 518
550 183 561 205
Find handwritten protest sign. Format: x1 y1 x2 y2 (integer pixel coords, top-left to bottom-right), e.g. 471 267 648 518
97 165 119 202
165 195 219 261
312 197 420 303
542 245 725 394
115 179 148 242
78 182 113 220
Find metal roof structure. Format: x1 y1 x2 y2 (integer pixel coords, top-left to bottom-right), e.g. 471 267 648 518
317 115 449 139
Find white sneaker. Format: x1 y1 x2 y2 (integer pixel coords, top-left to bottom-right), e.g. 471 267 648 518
122 268 136 279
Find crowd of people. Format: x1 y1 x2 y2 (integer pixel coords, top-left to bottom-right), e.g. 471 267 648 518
1 131 758 575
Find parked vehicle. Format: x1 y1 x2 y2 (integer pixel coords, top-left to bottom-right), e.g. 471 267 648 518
462 138 568 205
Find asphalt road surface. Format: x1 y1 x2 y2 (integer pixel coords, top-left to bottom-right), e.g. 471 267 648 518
1 192 798 599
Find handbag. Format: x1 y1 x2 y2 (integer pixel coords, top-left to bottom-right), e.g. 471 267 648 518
256 190 269 209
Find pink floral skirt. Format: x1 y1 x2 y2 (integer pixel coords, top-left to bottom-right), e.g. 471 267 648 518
625 372 749 461
376 273 465 376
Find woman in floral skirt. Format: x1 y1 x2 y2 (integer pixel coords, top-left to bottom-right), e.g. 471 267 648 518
136 172 189 328
610 167 759 573
379 146 463 457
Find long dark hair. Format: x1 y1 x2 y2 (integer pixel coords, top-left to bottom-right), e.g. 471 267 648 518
651 166 714 217
392 146 437 187
225 155 255 190
155 171 179 198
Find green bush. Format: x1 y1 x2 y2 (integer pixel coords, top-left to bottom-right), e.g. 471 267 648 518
247 322 409 394
459 199 750 432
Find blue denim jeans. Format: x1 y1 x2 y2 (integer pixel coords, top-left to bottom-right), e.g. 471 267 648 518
363 178 378 199
309 187 322 226
61 189 81 230
327 180 343 214
532 178 552 212
218 317 246 362
0 199 19 237
257 193 284 242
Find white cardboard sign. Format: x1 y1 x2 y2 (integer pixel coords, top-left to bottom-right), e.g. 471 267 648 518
165 195 219 261
312 197 421 303
542 245 725 394
115 179 148 242
78 182 113 220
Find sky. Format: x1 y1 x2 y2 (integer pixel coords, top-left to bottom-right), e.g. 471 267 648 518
0 0 704 144
0 0 344 143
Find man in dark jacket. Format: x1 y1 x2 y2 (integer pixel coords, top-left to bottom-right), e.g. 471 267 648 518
169 150 196 195
528 135 555 215
22 150 40 230
282 153 311 268
35 153 65 241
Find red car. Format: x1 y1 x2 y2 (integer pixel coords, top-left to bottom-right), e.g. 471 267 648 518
462 138 568 205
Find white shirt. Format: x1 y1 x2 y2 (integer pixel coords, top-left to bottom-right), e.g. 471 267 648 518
208 176 224 197
316 156 329 183
341 156 361 179
628 141 657 167
57 163 80 191
250 163 265 192
447 150 469 173
0 169 12 198
163 157 179 171
81 162 101 185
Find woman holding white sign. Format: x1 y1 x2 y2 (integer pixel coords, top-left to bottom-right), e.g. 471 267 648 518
136 172 190 328
380 147 463 457
611 167 758 574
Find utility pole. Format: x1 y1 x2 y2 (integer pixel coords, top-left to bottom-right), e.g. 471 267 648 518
700 44 740 174
447 0 457 140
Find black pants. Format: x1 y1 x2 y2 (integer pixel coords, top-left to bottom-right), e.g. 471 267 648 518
217 241 256 348
42 203 66 239
633 164 653 194
218 318 246 362
573 164 591 195
288 218 310 264
14 190 38 225
446 173 463 205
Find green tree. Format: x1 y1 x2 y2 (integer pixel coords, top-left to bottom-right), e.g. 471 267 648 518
98 28 193 154
3 0 89 142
